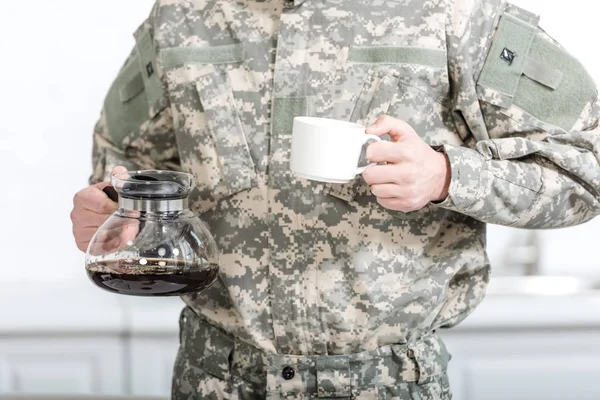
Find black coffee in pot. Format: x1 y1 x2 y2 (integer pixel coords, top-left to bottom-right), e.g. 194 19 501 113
86 258 218 296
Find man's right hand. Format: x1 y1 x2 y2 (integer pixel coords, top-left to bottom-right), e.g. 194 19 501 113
71 166 128 252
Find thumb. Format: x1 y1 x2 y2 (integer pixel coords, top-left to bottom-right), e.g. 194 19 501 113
108 166 128 182
365 115 418 143
93 166 128 191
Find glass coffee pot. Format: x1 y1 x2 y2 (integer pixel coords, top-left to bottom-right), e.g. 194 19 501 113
85 170 219 296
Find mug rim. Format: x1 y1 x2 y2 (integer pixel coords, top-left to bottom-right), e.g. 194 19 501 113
293 116 365 130
291 170 353 184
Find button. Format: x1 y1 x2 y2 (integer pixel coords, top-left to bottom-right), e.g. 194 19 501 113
282 366 295 380
407 349 415 359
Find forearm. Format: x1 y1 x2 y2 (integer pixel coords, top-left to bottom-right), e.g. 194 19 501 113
440 0 600 228
438 135 600 228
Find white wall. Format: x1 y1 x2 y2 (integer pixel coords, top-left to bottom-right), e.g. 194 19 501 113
0 0 155 283
0 0 599 283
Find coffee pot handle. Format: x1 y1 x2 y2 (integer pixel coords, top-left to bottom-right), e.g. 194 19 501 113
356 134 382 174
103 186 119 203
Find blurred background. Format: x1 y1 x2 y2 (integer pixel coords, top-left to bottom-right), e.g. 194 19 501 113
1 0 599 399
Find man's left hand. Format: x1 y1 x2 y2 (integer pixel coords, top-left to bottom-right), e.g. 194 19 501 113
363 115 451 213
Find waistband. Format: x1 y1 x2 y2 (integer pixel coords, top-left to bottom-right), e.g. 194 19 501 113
179 307 451 398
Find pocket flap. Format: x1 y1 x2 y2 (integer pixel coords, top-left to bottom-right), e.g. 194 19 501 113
522 57 563 90
195 65 257 193
348 46 446 68
160 43 245 69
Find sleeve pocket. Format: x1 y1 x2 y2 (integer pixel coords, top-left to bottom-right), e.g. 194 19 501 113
103 22 168 147
103 51 152 147
476 8 597 132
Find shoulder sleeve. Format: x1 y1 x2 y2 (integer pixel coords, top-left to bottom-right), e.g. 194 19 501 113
89 5 178 185
438 0 600 229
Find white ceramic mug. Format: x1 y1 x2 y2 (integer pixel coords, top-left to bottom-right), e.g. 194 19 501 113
290 117 382 183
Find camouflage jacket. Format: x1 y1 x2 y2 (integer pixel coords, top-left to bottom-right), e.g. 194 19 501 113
90 0 600 355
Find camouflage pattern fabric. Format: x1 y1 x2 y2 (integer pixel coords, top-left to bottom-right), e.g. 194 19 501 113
174 307 452 399
88 0 600 398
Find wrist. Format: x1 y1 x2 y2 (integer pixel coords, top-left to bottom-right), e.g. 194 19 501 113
432 150 451 202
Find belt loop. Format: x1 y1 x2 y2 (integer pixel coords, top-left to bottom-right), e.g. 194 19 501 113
316 356 351 398
178 307 189 344
202 325 235 380
180 308 235 380
408 335 450 386
408 341 431 385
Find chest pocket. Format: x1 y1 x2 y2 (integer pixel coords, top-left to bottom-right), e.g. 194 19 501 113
160 43 258 214
325 46 454 219
476 7 597 136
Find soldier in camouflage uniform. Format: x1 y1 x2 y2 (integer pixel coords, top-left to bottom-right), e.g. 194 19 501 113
71 0 600 398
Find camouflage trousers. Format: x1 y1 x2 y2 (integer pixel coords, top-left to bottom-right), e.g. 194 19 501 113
172 307 452 399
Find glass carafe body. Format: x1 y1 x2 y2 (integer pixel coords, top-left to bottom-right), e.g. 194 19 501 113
84 170 219 297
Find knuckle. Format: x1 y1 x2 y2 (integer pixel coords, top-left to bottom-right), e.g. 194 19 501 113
71 215 82 227
375 114 387 124
363 168 374 183
379 114 392 124
404 168 418 184
408 187 419 199
369 184 379 197
398 202 413 213
99 203 112 214
73 191 82 205
74 187 91 204
406 198 421 211
366 142 383 160
73 229 84 241
401 185 416 200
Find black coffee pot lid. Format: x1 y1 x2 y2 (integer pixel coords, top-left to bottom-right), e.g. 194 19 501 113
114 170 194 200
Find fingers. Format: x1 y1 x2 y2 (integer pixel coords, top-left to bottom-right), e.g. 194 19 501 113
73 186 119 214
376 197 422 213
362 165 400 185
92 165 128 193
369 183 404 199
364 115 421 164
120 221 140 245
366 141 404 164
73 222 114 253
365 115 418 143
74 226 101 240
85 220 140 256
100 236 124 254
71 166 128 254
109 166 128 183
360 116 447 212
362 163 420 185
72 211 114 228
362 164 429 212
76 240 91 253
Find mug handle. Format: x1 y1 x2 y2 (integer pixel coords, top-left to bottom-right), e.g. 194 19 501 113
356 134 382 175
